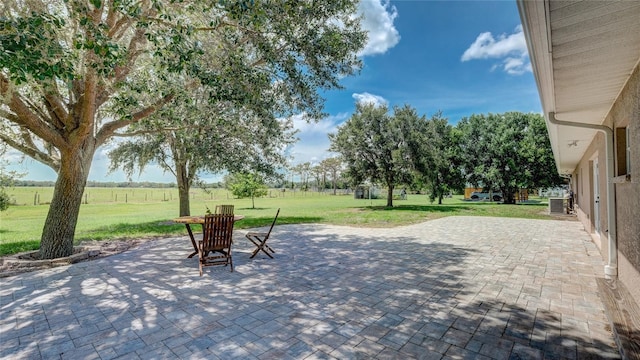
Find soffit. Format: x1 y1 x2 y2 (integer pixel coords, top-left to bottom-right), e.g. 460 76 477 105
519 0 640 174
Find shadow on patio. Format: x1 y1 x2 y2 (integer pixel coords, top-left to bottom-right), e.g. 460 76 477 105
0 218 621 359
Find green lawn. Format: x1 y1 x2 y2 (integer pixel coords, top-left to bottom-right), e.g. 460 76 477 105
0 187 558 256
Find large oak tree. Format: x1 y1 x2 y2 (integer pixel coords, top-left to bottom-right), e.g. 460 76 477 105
457 112 563 204
0 0 365 258
330 103 424 207
417 112 464 204
108 87 296 216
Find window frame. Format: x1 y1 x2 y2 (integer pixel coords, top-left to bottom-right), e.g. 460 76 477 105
626 126 631 175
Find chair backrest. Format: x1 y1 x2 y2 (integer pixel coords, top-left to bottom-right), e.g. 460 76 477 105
215 205 235 215
202 214 235 250
264 208 280 237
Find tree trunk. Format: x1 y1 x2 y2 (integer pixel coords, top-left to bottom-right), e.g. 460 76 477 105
39 147 94 259
504 194 516 204
176 163 191 216
386 185 394 207
502 187 517 204
177 184 190 216
332 172 337 195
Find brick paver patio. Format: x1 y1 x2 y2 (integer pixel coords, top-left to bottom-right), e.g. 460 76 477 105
0 216 621 359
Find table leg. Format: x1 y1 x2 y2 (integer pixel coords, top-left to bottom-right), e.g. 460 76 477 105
185 224 198 258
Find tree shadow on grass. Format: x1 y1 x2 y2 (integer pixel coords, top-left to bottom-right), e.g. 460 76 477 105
74 216 326 242
0 240 40 256
75 220 186 242
238 215 323 229
357 204 472 212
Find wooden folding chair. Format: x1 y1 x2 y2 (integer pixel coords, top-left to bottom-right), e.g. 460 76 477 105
245 208 280 259
215 204 235 214
199 213 235 275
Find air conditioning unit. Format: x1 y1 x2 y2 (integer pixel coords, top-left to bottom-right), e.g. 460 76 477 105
549 198 565 214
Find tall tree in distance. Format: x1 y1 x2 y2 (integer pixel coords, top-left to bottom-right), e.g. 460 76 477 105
329 103 422 207
320 157 343 195
457 112 562 204
224 172 268 210
0 1 365 258
311 163 326 191
108 88 295 216
421 112 464 204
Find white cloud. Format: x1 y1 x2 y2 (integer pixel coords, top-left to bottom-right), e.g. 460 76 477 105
461 25 531 75
287 112 349 165
357 0 400 56
352 92 388 107
503 56 532 75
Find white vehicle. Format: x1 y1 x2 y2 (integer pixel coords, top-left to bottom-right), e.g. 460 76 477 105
470 191 503 201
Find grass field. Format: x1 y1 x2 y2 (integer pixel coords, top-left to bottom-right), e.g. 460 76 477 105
0 187 559 256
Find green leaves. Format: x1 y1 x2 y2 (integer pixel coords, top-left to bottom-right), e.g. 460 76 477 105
0 13 74 83
330 103 424 206
1 0 365 259
225 172 268 208
457 112 561 203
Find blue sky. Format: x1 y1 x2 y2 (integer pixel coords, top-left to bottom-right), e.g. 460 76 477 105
7 0 542 183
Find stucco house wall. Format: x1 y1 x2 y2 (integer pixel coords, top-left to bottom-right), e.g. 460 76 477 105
572 133 604 252
608 64 640 304
572 64 640 304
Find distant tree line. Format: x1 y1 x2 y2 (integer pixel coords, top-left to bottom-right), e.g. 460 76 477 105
330 105 563 207
10 180 233 189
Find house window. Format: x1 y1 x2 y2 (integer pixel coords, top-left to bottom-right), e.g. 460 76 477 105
626 127 631 174
616 127 630 176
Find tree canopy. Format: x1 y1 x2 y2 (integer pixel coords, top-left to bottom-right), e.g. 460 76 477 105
329 103 424 207
0 0 366 258
457 112 563 203
108 87 295 216
330 106 560 206
418 112 464 204
224 172 268 209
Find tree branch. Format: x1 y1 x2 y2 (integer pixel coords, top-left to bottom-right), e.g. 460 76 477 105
72 70 98 145
95 93 175 145
112 27 148 84
43 91 71 129
112 127 182 137
0 132 60 172
1 74 68 150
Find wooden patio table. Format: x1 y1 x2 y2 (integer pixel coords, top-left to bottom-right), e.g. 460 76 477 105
173 215 245 258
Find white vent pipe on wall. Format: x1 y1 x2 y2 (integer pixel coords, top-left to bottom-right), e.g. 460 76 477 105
548 112 617 279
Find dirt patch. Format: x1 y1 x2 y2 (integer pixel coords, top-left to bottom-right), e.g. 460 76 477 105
542 211 579 221
0 237 161 278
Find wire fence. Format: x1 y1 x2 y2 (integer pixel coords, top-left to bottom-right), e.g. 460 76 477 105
7 187 354 206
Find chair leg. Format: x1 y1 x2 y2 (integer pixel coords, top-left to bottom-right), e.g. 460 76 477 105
261 245 274 258
256 241 274 259
247 235 274 259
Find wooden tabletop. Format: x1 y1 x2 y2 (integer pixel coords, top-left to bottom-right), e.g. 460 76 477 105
173 214 245 224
